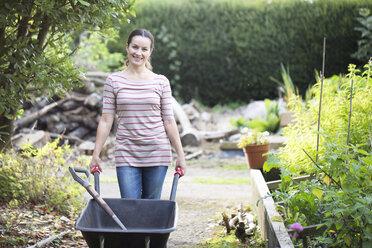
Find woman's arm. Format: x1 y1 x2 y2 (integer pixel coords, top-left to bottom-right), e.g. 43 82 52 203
164 119 186 175
89 113 115 173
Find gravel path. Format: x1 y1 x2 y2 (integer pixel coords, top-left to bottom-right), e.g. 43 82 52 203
98 155 252 248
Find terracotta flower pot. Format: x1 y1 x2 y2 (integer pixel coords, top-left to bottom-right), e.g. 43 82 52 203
242 143 270 169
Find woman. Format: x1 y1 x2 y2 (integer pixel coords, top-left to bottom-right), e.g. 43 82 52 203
89 28 186 199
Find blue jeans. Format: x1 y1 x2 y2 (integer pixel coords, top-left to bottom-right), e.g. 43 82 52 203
116 166 168 199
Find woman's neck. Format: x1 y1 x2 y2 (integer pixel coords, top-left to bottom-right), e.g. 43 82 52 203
123 65 154 81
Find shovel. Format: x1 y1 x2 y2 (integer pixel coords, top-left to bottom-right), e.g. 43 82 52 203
69 166 127 230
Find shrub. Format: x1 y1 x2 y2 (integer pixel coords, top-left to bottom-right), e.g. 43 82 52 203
108 0 371 106
0 139 88 216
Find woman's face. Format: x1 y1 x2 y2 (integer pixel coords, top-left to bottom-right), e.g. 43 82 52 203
126 35 153 67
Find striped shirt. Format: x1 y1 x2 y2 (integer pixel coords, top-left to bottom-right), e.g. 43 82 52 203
102 72 174 167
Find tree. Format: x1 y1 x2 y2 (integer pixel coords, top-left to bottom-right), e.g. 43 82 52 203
0 0 135 150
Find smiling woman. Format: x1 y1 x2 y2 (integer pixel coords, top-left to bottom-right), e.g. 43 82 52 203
89 28 186 200
124 29 154 72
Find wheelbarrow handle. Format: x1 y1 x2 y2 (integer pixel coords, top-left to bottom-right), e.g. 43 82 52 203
170 169 183 201
92 167 101 195
69 167 90 188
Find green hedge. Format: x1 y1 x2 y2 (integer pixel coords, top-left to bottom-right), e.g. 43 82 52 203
108 0 371 106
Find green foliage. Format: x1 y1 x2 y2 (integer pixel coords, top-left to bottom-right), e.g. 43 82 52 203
72 32 125 72
269 62 372 174
271 137 372 247
352 8 372 62
200 230 262 248
318 137 372 247
108 0 371 106
267 62 372 246
231 99 280 133
155 25 182 99
270 63 302 106
0 139 89 216
0 0 135 148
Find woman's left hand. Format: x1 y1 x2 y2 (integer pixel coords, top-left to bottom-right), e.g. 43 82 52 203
175 157 186 177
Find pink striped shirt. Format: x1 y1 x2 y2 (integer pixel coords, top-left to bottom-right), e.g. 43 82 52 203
102 72 174 167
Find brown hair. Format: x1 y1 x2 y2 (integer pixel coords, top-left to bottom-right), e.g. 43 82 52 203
125 29 154 71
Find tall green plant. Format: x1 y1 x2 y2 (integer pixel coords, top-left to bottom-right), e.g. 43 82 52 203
270 63 301 105
267 62 372 174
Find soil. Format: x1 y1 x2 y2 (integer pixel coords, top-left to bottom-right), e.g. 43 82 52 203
98 141 252 248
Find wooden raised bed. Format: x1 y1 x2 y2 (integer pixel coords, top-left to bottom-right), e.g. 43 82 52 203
251 169 327 247
251 169 294 247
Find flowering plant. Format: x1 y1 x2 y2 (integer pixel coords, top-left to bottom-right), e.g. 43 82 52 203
237 128 269 148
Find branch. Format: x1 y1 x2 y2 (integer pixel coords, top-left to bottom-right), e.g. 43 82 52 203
37 15 51 48
302 149 341 188
27 231 70 248
17 16 30 39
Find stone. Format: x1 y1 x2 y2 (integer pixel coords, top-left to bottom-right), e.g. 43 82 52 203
243 101 266 120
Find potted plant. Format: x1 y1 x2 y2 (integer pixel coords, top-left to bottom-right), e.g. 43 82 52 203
238 128 270 169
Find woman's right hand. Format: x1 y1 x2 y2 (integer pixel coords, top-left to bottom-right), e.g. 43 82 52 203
89 156 103 174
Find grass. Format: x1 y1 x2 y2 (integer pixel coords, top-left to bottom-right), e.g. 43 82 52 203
198 230 265 248
192 177 250 185
218 163 247 170
97 176 118 184
197 230 248 248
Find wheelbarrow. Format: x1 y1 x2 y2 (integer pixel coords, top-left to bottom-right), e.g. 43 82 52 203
69 166 183 248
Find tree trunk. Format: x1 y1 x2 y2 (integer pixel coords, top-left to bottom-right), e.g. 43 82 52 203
0 110 16 151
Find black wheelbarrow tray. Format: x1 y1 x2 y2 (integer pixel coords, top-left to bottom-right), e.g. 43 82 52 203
69 167 183 248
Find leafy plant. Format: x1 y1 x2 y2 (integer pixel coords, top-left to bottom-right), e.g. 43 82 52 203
271 135 372 247
266 61 372 247
315 135 372 247
0 139 88 215
271 63 301 105
231 99 280 133
267 62 372 174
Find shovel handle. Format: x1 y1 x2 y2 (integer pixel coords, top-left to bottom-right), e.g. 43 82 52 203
69 166 127 230
69 167 90 188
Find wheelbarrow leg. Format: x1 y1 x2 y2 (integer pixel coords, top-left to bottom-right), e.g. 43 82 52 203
145 236 150 248
99 235 104 248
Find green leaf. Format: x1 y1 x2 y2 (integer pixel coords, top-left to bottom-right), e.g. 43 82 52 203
358 149 369 155
77 0 90 6
336 222 343 230
312 188 323 200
